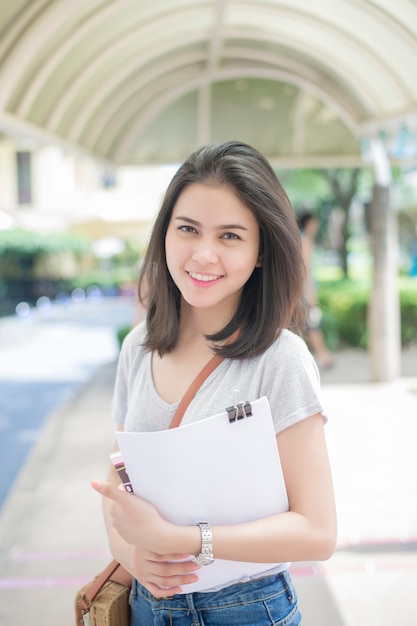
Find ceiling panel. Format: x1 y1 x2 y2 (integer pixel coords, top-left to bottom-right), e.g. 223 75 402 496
0 0 416 166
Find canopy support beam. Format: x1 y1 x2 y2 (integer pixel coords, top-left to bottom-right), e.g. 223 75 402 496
367 140 401 382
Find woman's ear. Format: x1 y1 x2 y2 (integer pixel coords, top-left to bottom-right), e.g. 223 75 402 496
256 252 263 268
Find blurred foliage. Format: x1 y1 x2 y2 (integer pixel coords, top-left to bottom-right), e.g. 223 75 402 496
116 324 132 348
70 267 139 291
278 166 372 216
399 280 417 345
111 240 142 269
0 228 141 315
0 228 90 282
277 168 334 211
318 277 417 349
0 228 89 255
278 165 417 279
278 167 364 277
318 279 369 349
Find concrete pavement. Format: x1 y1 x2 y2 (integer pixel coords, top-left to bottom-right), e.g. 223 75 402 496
0 295 136 507
0 324 416 625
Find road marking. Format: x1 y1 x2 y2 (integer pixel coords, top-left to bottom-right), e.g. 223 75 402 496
11 548 109 561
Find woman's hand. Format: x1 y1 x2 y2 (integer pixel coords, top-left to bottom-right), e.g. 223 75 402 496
127 546 200 597
92 479 170 552
92 479 201 596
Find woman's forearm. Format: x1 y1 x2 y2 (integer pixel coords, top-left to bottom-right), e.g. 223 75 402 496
172 510 336 565
214 511 336 562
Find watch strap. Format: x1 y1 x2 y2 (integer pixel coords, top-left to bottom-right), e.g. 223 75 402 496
196 521 214 565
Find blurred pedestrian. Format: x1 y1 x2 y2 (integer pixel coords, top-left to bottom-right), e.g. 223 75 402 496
298 210 334 369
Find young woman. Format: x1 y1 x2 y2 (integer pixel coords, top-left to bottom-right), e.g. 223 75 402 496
92 140 337 625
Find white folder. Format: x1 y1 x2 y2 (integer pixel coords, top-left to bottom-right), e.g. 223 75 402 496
116 396 289 593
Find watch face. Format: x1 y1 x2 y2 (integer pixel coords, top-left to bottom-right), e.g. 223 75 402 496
195 554 215 566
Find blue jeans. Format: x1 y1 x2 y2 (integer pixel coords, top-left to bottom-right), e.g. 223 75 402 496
129 570 301 625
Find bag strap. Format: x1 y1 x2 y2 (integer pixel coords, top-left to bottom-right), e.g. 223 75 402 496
77 351 225 621
168 353 224 429
168 328 239 428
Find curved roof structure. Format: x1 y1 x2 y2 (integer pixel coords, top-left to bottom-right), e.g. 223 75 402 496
0 0 416 166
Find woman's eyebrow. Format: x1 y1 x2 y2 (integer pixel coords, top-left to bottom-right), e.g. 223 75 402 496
175 216 247 230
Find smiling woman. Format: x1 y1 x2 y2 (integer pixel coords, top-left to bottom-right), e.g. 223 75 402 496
140 141 307 358
164 183 262 321
94 140 337 626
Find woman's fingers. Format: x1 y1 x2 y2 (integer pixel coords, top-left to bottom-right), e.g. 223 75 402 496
150 553 195 562
134 552 200 596
146 582 183 598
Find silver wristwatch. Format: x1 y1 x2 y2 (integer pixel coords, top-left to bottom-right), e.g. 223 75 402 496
195 522 214 566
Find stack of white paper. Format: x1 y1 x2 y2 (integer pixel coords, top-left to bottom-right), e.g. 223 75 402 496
116 396 289 592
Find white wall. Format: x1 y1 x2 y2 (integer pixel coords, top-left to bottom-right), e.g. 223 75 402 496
0 139 178 233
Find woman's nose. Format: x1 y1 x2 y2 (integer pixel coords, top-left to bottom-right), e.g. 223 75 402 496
191 240 219 264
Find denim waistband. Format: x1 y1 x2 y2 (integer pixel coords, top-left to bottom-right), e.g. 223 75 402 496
132 569 295 611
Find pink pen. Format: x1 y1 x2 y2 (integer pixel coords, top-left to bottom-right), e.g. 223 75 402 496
110 451 134 493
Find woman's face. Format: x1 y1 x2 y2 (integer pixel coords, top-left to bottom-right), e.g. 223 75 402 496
165 183 261 318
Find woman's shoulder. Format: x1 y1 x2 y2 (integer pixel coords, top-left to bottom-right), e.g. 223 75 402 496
272 328 310 355
264 329 318 374
119 320 147 361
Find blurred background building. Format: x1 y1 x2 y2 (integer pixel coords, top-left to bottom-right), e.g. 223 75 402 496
0 0 416 380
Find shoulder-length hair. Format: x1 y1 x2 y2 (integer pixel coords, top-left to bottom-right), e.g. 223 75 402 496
139 140 306 359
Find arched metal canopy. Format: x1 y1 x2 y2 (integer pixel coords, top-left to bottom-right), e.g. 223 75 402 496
0 0 416 166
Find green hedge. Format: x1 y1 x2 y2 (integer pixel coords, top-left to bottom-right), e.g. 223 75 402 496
0 228 89 256
318 278 417 349
399 283 417 345
69 267 138 292
116 324 132 348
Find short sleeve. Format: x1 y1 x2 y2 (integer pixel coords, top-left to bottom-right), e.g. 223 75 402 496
259 331 326 434
111 322 146 425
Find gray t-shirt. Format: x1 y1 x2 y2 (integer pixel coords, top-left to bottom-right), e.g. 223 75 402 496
111 321 325 590
112 321 325 433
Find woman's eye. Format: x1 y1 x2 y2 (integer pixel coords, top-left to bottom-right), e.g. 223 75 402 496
179 225 197 233
221 232 240 240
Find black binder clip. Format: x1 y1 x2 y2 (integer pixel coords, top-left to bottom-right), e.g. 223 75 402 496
226 400 253 423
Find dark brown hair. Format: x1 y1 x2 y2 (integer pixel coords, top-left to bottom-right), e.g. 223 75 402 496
139 140 306 358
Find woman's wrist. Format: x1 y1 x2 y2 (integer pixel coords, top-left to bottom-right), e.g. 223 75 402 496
165 521 201 557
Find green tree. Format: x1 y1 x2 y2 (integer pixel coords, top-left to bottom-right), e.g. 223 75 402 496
278 167 362 277
325 168 360 277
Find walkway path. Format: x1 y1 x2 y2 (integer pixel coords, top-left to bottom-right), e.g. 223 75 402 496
0 304 416 625
0 295 135 506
